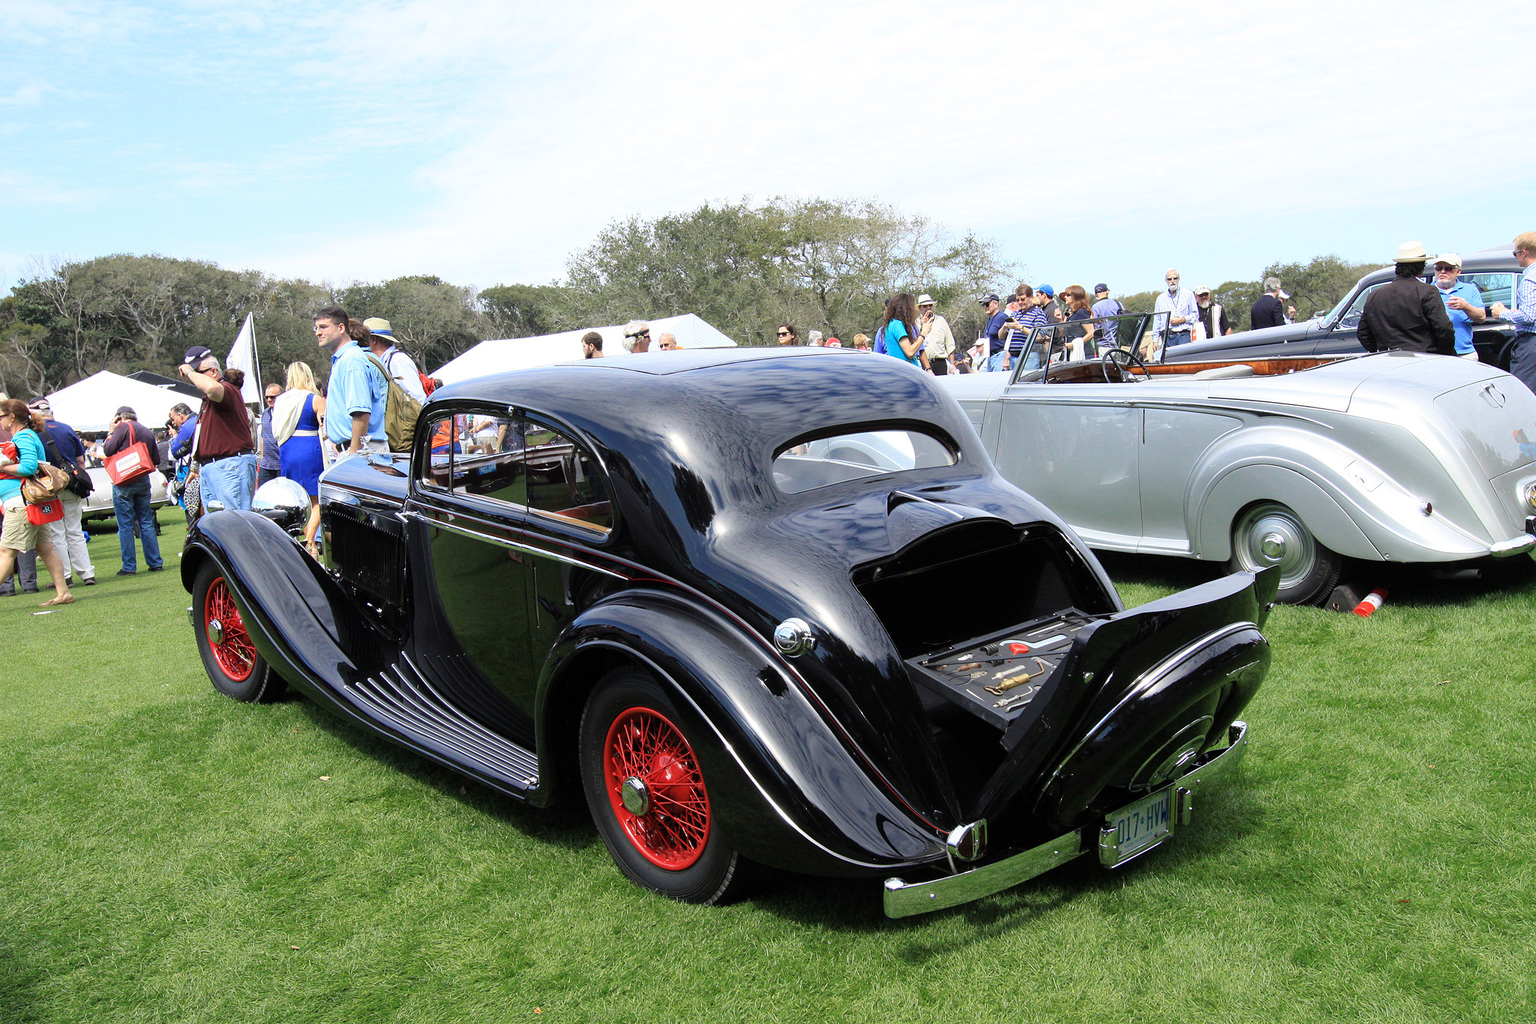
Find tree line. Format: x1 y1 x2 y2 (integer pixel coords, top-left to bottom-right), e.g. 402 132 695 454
0 196 1380 397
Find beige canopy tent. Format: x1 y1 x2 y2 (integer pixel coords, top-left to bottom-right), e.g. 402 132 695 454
431 313 737 386
45 371 196 433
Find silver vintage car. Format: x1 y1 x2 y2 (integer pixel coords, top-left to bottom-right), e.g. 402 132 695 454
938 314 1536 604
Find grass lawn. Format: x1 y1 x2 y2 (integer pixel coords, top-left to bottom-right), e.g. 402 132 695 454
2 521 1533 1023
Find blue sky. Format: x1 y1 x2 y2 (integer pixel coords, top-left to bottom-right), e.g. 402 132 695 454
3 0 1533 305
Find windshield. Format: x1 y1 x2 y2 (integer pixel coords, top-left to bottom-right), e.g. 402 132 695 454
1322 288 1354 326
1004 311 1170 379
773 428 957 494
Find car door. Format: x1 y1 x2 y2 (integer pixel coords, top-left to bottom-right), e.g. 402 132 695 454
991 377 1142 547
517 417 617 662
1138 407 1241 554
413 408 541 716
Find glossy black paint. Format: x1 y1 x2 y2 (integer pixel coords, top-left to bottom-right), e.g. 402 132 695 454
1164 252 1521 366
186 347 1275 890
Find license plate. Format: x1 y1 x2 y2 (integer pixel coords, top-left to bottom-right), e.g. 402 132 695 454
1106 787 1172 864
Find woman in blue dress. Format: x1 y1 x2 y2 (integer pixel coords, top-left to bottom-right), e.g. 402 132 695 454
273 361 327 557
877 293 924 368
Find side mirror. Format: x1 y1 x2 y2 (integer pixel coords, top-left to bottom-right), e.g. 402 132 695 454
1313 311 1327 320
204 500 226 513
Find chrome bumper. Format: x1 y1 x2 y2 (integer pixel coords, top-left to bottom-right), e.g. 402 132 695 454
1492 532 1536 557
882 721 1250 918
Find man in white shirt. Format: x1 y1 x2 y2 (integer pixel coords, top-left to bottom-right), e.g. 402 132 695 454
915 293 956 375
364 317 427 403
1154 269 1200 352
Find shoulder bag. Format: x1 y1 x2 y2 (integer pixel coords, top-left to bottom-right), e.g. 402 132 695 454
41 427 92 499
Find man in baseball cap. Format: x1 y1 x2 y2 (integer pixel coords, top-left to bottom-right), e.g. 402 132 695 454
178 341 259 512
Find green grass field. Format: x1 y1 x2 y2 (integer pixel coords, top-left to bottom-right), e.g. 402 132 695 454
3 523 1533 1023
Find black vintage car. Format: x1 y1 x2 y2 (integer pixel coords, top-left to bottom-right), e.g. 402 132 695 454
1164 249 1523 366
183 348 1276 917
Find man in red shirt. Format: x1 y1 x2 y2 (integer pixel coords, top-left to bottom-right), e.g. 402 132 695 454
178 345 258 513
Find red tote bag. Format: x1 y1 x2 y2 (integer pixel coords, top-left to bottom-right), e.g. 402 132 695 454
104 442 154 484
26 496 64 525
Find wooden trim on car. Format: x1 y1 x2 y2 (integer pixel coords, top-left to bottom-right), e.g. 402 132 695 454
1148 356 1342 377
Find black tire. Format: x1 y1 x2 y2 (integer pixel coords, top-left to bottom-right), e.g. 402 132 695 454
1226 501 1342 606
192 561 286 702
579 667 744 905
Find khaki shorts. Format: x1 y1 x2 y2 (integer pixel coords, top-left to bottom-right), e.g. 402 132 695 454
1 496 42 552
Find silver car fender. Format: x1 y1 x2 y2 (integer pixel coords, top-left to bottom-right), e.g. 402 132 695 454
1193 460 1378 563
1190 424 1501 564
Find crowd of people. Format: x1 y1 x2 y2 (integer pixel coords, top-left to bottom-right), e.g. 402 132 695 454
766 230 1536 385
0 306 434 604
768 277 1240 375
6 232 1533 608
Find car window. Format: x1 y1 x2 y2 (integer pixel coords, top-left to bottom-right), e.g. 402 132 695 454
458 415 523 501
773 428 957 494
417 412 526 501
1338 283 1386 330
521 419 612 533
419 413 459 489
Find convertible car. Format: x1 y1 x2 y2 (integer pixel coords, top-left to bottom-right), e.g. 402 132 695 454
1159 250 1523 368
941 316 1536 604
183 349 1276 917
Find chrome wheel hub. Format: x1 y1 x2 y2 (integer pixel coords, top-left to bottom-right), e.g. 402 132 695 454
206 618 225 645
1235 505 1316 587
620 776 650 816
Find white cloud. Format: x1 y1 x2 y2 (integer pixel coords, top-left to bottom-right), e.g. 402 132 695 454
3 0 1534 293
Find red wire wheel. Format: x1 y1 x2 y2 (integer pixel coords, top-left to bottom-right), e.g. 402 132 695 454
192 561 283 703
205 575 256 682
602 705 711 870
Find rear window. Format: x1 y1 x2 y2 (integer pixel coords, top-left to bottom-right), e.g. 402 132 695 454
772 428 957 494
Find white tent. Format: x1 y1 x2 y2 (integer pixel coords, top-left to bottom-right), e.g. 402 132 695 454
46 371 194 433
432 313 737 386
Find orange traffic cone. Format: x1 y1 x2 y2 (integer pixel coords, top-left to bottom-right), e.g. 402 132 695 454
1352 588 1387 617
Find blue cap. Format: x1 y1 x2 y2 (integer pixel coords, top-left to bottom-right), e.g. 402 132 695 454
1037 285 1055 297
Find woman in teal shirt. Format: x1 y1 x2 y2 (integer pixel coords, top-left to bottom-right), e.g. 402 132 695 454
0 399 74 606
877 293 924 367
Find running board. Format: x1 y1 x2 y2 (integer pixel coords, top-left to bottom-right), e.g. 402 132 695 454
347 657 540 793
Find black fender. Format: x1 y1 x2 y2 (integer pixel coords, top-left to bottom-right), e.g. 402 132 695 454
1030 568 1276 832
534 588 948 877
181 511 396 706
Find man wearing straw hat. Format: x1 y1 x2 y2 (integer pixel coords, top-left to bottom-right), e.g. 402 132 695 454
1357 241 1454 355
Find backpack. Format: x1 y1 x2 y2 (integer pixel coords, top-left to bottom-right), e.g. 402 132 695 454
363 353 422 452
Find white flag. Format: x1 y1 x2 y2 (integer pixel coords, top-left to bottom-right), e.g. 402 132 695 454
226 312 262 405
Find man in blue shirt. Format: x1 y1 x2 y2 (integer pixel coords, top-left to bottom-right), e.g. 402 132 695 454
315 305 388 458
257 383 283 485
1091 284 1124 347
1491 231 1536 395
167 403 198 522
980 294 1008 372
1004 285 1049 370
1430 254 1487 360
